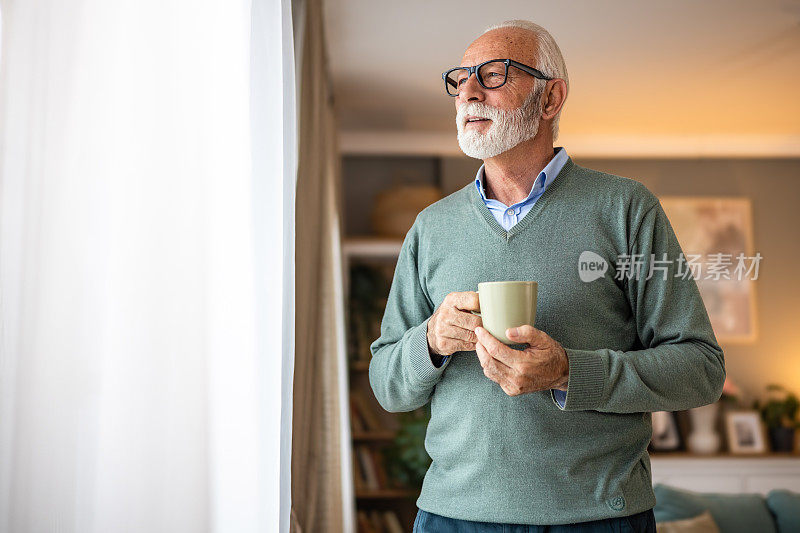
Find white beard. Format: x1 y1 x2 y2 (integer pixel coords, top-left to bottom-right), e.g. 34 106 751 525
456 86 543 160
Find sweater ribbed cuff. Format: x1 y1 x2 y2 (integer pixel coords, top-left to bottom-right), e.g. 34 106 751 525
408 317 449 384
561 348 606 410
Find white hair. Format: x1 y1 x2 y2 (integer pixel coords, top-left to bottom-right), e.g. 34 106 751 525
483 20 569 141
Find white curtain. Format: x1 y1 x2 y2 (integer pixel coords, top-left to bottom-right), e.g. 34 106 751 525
0 1 296 532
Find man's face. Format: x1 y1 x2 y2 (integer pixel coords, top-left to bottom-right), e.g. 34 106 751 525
455 28 544 159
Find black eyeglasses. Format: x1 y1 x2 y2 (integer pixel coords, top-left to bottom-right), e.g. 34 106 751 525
442 58 552 97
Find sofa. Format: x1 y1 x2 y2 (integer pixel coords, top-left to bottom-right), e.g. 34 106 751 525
652 483 800 533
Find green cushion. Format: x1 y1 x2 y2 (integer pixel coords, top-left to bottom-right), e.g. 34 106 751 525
766 489 800 533
653 483 776 533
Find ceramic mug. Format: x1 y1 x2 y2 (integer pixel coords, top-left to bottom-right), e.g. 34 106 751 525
470 281 538 345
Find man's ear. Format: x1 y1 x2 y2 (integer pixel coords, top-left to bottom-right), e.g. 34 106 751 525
541 78 567 121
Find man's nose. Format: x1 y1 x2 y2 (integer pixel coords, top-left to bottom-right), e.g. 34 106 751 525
457 73 484 105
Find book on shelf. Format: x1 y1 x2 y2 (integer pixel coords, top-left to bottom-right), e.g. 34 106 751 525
355 445 379 490
369 511 384 533
350 390 383 432
383 511 404 533
352 451 366 491
373 449 390 489
356 313 380 363
356 510 404 533
356 511 376 533
353 445 393 491
346 302 363 362
356 313 368 362
348 303 383 365
350 399 368 432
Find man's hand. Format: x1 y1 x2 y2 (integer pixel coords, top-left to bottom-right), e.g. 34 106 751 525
474 324 569 397
427 291 483 356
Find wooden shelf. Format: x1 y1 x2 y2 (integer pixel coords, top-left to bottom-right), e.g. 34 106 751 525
350 360 370 372
352 430 397 442
355 489 418 500
651 451 800 493
343 236 403 259
650 451 800 459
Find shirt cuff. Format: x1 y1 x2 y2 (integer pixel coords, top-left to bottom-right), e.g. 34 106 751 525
431 354 449 368
551 388 567 409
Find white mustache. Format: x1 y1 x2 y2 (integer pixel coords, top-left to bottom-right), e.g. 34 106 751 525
456 103 503 129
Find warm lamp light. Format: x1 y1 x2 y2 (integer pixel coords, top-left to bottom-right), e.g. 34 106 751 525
722 376 740 397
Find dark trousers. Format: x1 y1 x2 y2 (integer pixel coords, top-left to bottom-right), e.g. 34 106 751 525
413 508 656 533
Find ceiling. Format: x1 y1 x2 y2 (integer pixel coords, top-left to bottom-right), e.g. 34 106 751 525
323 0 800 155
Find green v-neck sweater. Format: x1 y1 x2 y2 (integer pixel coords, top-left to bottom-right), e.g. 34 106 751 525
368 157 725 525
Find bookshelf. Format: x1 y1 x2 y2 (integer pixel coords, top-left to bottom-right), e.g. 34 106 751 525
343 235 421 532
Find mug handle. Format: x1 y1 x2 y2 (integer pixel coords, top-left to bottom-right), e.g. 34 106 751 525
471 289 481 316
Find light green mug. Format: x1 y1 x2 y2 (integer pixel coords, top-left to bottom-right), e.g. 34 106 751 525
470 281 538 345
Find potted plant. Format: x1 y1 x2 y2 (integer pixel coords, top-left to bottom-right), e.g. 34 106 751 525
752 384 800 452
384 406 431 489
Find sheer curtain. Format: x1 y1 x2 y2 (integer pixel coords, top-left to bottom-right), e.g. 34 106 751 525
291 0 352 530
0 1 295 532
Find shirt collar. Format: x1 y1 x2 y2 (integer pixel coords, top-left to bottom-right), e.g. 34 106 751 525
474 146 569 206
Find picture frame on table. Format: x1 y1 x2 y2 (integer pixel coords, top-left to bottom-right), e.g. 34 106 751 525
725 410 769 454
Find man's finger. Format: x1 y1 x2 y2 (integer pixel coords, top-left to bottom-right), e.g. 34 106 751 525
474 339 511 370
443 325 478 344
475 326 522 366
449 308 482 331
476 341 512 382
450 291 480 312
475 338 491 367
475 328 516 366
440 337 476 354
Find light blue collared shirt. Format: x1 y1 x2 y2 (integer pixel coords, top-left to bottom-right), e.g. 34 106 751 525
474 146 569 231
437 147 570 408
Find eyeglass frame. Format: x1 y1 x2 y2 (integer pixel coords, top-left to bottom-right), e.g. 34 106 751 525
441 58 553 97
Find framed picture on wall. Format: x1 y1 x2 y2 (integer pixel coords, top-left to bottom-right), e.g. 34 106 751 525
725 410 768 454
660 197 758 343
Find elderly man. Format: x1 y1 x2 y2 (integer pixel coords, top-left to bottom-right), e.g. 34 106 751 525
368 19 725 533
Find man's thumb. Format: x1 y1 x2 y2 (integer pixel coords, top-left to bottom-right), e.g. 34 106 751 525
507 324 536 341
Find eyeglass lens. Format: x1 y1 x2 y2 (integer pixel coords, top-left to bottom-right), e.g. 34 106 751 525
445 61 507 96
